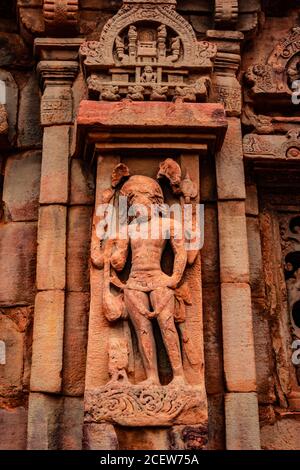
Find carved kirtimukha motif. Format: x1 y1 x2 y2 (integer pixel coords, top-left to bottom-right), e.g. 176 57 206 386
80 0 216 102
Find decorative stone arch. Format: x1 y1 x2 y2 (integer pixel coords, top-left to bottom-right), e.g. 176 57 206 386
98 3 200 65
80 0 215 69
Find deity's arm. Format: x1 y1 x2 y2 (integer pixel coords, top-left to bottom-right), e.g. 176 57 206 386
169 220 187 286
110 235 129 272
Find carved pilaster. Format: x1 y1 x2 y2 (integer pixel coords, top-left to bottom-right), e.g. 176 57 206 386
208 30 243 117
34 38 83 126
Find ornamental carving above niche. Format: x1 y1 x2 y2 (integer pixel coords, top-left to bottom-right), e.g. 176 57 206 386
245 26 300 104
80 0 216 102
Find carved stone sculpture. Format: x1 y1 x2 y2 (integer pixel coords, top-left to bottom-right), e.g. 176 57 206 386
80 0 216 103
96 165 199 386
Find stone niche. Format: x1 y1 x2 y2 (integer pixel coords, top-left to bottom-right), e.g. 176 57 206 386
74 0 227 450
75 98 226 449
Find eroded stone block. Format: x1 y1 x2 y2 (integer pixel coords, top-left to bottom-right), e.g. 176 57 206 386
225 392 260 450
30 291 65 393
221 283 257 392
37 205 66 290
0 222 37 306
3 151 41 221
218 201 250 283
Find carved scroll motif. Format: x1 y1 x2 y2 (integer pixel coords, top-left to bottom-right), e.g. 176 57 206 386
85 384 206 427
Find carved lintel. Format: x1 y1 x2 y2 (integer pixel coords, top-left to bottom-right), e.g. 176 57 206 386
214 0 239 25
85 384 207 427
43 0 79 36
243 130 300 161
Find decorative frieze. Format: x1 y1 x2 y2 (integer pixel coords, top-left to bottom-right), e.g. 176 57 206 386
243 130 300 161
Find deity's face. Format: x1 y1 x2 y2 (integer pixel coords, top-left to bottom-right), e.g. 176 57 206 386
120 175 164 222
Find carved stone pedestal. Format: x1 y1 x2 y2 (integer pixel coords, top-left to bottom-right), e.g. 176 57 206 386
85 383 207 427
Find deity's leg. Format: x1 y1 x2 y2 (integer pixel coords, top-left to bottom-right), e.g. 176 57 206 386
150 287 185 385
124 289 159 385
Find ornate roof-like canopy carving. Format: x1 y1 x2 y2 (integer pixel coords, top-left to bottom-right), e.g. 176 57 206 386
80 0 216 70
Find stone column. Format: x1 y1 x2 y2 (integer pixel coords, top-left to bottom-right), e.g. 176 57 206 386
209 30 261 450
27 39 82 450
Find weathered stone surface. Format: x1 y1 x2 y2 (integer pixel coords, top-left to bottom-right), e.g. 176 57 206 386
70 158 94 205
0 407 27 450
0 33 33 68
3 151 41 221
27 392 63 450
66 206 92 292
0 315 24 396
63 292 89 396
17 73 42 149
200 153 217 202
218 201 250 283
60 397 84 450
0 70 18 144
260 417 300 450
247 216 264 295
252 302 276 404
207 394 225 450
225 392 260 450
83 423 118 450
0 222 37 306
40 126 70 204
36 205 66 291
221 283 257 392
201 204 219 285
202 286 223 395
77 101 227 152
215 118 246 200
30 291 65 393
245 183 259 216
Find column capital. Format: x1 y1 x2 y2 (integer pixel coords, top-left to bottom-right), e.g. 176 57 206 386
34 38 84 126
